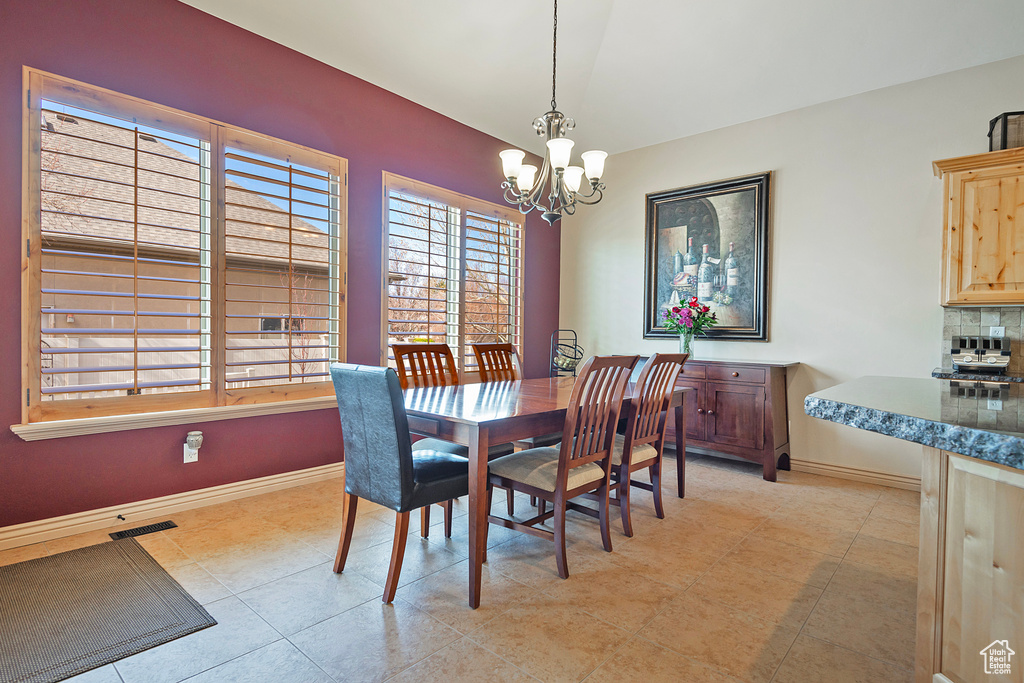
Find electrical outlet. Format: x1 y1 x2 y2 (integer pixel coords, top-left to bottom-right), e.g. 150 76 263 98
183 444 199 463
988 398 1003 411
991 326 1006 338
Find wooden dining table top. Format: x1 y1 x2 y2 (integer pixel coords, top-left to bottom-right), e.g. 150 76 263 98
404 376 691 425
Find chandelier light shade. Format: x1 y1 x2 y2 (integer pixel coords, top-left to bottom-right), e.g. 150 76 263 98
499 0 607 225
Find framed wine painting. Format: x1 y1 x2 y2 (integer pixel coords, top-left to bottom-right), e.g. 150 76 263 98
643 172 771 341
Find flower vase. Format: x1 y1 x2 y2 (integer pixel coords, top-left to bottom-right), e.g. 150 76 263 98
679 331 695 357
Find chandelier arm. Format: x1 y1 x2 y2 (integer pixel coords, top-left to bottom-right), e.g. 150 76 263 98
525 154 552 206
572 188 604 206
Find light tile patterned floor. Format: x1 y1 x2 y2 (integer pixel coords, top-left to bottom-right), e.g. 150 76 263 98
2 455 919 683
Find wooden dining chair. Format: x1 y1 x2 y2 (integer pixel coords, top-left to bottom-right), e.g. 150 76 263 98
471 342 521 382
472 342 562 468
608 352 688 537
392 342 459 390
330 363 469 603
484 354 639 578
392 341 517 521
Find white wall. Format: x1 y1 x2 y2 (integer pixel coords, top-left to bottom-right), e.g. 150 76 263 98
560 55 1024 479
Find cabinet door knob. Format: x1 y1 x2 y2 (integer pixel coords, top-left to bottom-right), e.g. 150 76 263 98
707 410 715 415
697 408 704 414
731 372 739 377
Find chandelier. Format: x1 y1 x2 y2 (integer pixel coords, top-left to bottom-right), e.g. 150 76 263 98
499 0 607 225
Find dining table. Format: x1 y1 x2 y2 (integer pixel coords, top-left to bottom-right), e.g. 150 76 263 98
403 375 692 608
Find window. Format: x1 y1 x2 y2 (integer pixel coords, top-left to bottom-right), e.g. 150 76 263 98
23 70 347 423
383 173 523 373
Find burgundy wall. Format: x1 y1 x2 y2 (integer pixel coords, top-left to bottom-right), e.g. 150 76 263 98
0 0 560 528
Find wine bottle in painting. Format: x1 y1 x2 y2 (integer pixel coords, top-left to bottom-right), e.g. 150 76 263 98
697 243 714 302
725 241 739 297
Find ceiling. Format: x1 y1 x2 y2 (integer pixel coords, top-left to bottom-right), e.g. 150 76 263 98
182 0 1024 156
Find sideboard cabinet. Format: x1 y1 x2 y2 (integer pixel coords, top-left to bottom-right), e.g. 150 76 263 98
665 359 796 482
934 147 1024 306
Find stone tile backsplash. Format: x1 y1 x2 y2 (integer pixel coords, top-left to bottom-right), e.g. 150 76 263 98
942 307 1024 373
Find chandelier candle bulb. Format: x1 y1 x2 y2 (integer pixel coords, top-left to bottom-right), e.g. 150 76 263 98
563 166 585 193
546 138 574 169
581 150 607 182
517 164 538 193
499 149 525 179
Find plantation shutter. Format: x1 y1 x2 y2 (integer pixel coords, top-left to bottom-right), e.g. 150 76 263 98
223 139 344 391
384 175 523 371
38 102 212 401
462 211 522 371
386 191 461 358
26 71 349 423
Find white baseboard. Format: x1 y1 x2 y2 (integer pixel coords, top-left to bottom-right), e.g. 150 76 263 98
0 462 344 551
790 458 920 491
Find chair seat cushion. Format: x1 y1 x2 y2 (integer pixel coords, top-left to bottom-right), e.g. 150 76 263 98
411 450 470 484
413 438 514 459
405 450 470 512
513 432 563 448
488 447 605 493
611 433 658 467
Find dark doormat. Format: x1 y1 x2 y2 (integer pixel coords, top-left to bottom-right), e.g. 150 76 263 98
0 538 216 683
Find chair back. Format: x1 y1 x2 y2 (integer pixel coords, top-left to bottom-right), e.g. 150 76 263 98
392 343 460 389
557 355 639 488
624 353 688 455
330 363 414 511
471 343 521 382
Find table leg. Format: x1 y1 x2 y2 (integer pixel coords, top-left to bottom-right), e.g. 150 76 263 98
674 403 686 498
467 426 490 609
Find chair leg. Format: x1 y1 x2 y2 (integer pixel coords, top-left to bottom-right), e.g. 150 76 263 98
506 487 515 515
443 499 454 538
530 495 537 507
651 460 665 519
384 511 410 603
599 483 614 552
333 492 359 573
538 499 547 515
619 468 634 537
484 485 494 564
420 505 430 538
554 493 569 579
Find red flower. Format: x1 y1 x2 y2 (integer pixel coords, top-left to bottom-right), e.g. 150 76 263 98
701 305 710 314
671 306 680 313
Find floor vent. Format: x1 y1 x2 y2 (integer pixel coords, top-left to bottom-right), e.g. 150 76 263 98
109 520 177 540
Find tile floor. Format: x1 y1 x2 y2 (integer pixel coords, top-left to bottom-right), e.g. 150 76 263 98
1 455 921 683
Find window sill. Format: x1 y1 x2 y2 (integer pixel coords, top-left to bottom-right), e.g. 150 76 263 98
10 396 338 441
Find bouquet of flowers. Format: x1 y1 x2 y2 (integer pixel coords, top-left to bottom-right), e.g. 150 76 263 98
662 296 717 354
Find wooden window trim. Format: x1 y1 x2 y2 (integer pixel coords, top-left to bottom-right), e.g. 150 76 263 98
380 172 525 377
11 395 339 442
19 68 348 426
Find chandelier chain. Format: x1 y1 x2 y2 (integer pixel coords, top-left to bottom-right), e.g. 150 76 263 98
551 0 558 110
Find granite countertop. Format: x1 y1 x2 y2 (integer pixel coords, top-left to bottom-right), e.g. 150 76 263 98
931 367 1024 383
805 376 1024 471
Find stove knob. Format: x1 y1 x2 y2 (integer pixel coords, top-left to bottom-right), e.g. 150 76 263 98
963 355 975 363
988 357 998 364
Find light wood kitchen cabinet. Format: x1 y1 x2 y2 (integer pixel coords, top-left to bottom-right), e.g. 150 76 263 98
934 147 1024 306
918 447 1024 683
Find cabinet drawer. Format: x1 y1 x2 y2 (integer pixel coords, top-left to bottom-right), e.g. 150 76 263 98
677 363 705 380
706 365 766 385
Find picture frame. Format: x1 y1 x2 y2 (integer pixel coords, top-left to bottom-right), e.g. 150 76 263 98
643 172 771 341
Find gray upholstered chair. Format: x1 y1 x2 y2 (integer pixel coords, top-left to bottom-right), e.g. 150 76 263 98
330 363 469 603
392 342 517 518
